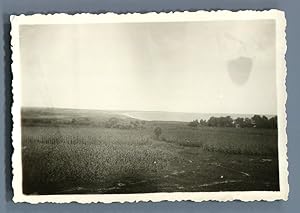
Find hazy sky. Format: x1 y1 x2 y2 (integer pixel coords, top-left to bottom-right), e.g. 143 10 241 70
19 20 277 114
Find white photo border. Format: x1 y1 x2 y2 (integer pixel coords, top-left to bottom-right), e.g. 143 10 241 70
10 10 288 203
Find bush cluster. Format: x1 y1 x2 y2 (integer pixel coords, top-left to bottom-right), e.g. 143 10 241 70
188 115 277 129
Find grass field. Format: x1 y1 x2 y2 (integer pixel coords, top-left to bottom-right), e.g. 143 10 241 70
21 107 279 194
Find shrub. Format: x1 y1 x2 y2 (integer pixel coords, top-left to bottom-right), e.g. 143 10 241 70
154 127 162 139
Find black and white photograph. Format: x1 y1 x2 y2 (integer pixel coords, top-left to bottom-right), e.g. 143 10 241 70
11 10 288 203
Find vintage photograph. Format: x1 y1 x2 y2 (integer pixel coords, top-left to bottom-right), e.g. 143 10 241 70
11 10 288 203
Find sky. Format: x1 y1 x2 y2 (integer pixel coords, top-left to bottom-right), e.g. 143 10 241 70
19 20 277 115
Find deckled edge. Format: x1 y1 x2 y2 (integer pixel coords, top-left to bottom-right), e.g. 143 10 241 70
10 9 288 204
276 7 289 202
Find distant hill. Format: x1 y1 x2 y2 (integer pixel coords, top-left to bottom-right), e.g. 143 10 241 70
22 107 276 123
22 107 130 121
21 107 140 128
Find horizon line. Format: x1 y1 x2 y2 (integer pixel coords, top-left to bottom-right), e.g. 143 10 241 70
21 106 277 116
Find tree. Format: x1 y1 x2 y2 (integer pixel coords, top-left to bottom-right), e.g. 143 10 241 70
268 116 278 129
223 116 234 127
154 127 162 139
199 119 207 126
188 119 199 127
251 115 262 128
244 117 253 128
251 115 272 129
234 117 244 128
207 117 218 127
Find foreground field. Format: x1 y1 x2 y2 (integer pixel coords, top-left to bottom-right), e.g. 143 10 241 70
21 108 279 194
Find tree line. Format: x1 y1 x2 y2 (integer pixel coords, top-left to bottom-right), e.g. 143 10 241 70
188 115 278 129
